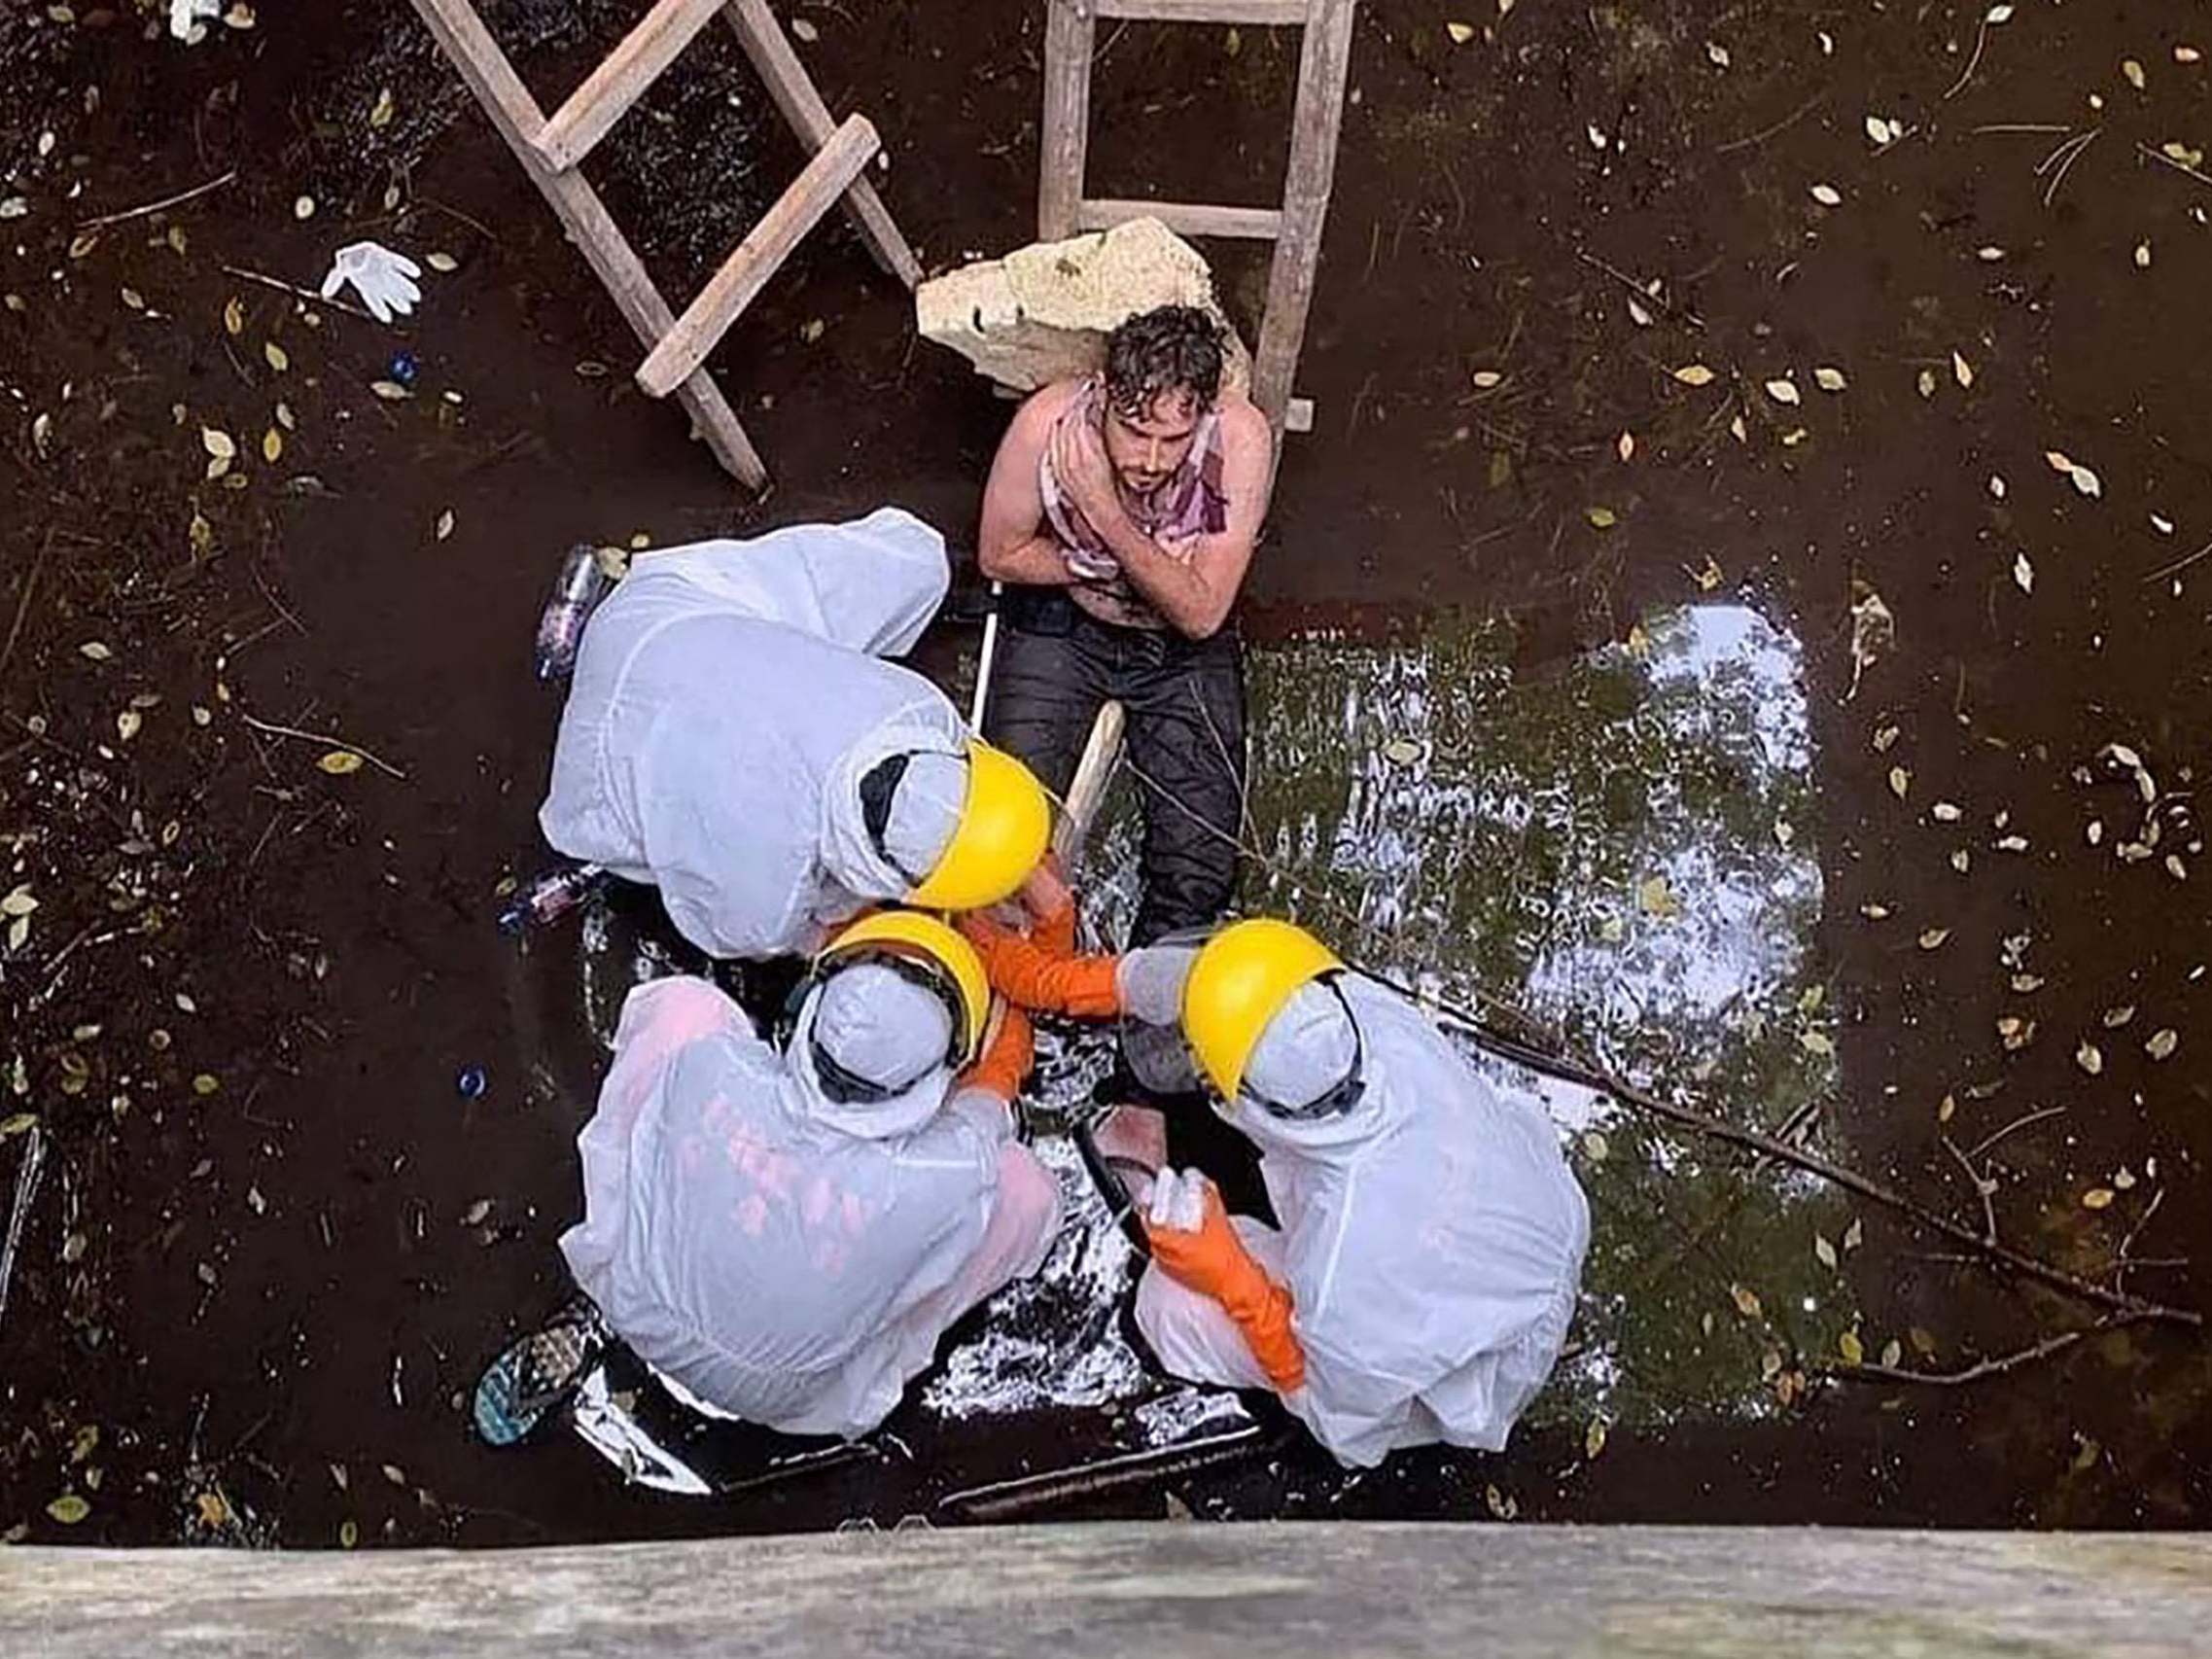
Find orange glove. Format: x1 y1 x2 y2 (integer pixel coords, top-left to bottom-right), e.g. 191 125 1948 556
960 1004 1034 1102
1143 1172 1306 1394
959 910 1120 1018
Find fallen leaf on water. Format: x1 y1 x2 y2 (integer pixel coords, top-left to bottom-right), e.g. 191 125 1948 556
339 1519 359 1548
294 194 316 220
1445 20 1476 44
262 428 282 464
2145 1029 2178 1060
2081 1187 2115 1210
2114 1167 2137 1191
318 751 365 776
1692 555 1724 591
1731 1284 1763 1318
1843 1217 1865 1251
1952 350 1974 389
2014 551 2035 594
116 709 142 742
436 509 455 542
0 1112 37 1138
1814 1233 1838 1268
1729 412 1747 442
1616 431 1634 462
2076 1041 2104 1076
193 1074 219 1096
2102 1005 2135 1028
1799 1030 1836 1057
369 86 395 128
1705 40 1730 67
47 1495 89 1525
1909 1325 1938 1356
1888 765 1911 799
223 295 243 335
1470 370 1503 389
1998 1015 2036 1050
201 427 235 460
1764 377 1801 406
1585 1418 1608 1459
369 380 411 401
1916 369 1936 399
1866 114 1897 146
1838 1328 1865 1364
1931 801 1962 822
1582 1131 1609 1163
426 251 460 273
2180 46 2203 64
1628 297 1653 327
79 640 112 661
195 1491 230 1528
1917 928 1951 950
1586 505 1618 529
1636 873 1682 919
1810 183 1843 206
790 15 819 40
1814 366 1847 391
2135 240 2153 268
1880 1337 1903 1367
381 1463 407 1486
1672 364 1717 386
2124 58 2147 89
263 340 289 372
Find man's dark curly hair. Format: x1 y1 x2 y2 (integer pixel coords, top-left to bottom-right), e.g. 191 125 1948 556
1103 305 1225 417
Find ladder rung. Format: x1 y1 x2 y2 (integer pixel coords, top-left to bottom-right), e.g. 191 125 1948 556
1094 0 1309 22
636 114 881 399
532 0 727 171
1077 197 1283 239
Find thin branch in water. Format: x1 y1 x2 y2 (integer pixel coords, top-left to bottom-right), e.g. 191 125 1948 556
2136 141 2212 191
238 714 407 780
1571 249 1706 329
219 264 377 324
2039 128 2100 208
1713 90 1825 156
1944 16 1993 101
1822 1316 2143 1388
1942 1134 1999 1246
1973 123 2074 134
2114 1187 2166 1281
1967 1105 2066 1160
76 169 237 230
0 531 54 691
2142 538 2212 584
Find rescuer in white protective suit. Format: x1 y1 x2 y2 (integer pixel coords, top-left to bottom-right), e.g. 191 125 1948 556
542 509 1052 959
556 910 1059 1439
962 909 1591 1469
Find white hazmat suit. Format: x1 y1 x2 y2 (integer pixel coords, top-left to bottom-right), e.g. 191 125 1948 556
560 975 1060 1439
1137 978 1590 1468
541 510 968 959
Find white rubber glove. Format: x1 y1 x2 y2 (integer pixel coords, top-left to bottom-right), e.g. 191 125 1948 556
169 0 220 41
321 242 423 325
1115 944 1198 1026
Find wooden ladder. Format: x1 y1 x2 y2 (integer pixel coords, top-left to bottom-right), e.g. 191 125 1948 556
408 0 922 491
1036 0 1356 437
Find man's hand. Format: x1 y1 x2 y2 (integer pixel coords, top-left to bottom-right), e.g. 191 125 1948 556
1048 408 1123 528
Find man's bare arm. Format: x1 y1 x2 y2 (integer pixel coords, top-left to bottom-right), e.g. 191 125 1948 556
978 387 1080 588
1090 400 1274 640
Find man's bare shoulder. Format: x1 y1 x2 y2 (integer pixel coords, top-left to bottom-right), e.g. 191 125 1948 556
1214 392 1275 460
993 379 1080 460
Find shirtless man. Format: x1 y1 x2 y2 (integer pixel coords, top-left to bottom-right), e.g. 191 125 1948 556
977 305 1276 944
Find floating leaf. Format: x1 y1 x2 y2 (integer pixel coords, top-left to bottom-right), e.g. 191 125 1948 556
2124 58 2146 90
262 427 282 464
1813 366 1847 391
425 251 460 273
1843 1217 1864 1252
1627 297 1653 327
46 1495 89 1525
1382 737 1422 765
1880 1337 1903 1368
1798 1030 1836 1057
1731 1284 1763 1318
436 509 455 542
1445 20 1476 45
1764 377 1801 406
79 640 112 661
790 14 819 41
1866 115 1895 145
293 194 315 220
1581 1131 1609 1162
1888 765 1911 799
2013 551 2034 594
1909 1324 1937 1356
195 1491 231 1528
2135 241 2152 269
1585 1418 1608 1459
1917 928 1951 950
1810 183 1843 206
1672 364 1717 386
116 709 142 742
263 340 289 372
1813 1232 1838 1268
2102 1005 2136 1029
1985 3 2013 19
369 380 411 401
3 888 39 921
1838 1328 1865 1365
1951 350 1974 389
2081 1187 2115 1210
1616 431 1634 462
2145 1028 2178 1061
201 427 235 460
1470 370 1503 389
2076 1041 2104 1076
1705 40 1730 68
369 86 395 128
318 751 365 776
223 295 243 336
1636 873 1682 919
0 1112 37 1139
1586 505 1618 529
339 1519 359 1548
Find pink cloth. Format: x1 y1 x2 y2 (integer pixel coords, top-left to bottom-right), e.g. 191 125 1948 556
1039 377 1228 630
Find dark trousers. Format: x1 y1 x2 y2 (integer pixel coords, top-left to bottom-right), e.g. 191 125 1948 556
985 591 1246 945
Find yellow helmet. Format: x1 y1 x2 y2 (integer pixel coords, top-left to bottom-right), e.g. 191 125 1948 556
905 739 1050 911
818 909 992 1067
1181 918 1345 1104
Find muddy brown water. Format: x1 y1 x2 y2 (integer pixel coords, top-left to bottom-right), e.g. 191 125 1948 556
2 0 2208 1545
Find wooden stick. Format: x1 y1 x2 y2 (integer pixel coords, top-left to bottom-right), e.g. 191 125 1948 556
1249 0 1355 431
1053 700 1126 867
533 0 728 171
720 0 921 287
1077 198 1283 239
405 0 767 488
75 169 238 230
219 264 377 323
635 115 879 398
239 714 408 780
1822 1318 2140 1388
1038 0 1098 241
